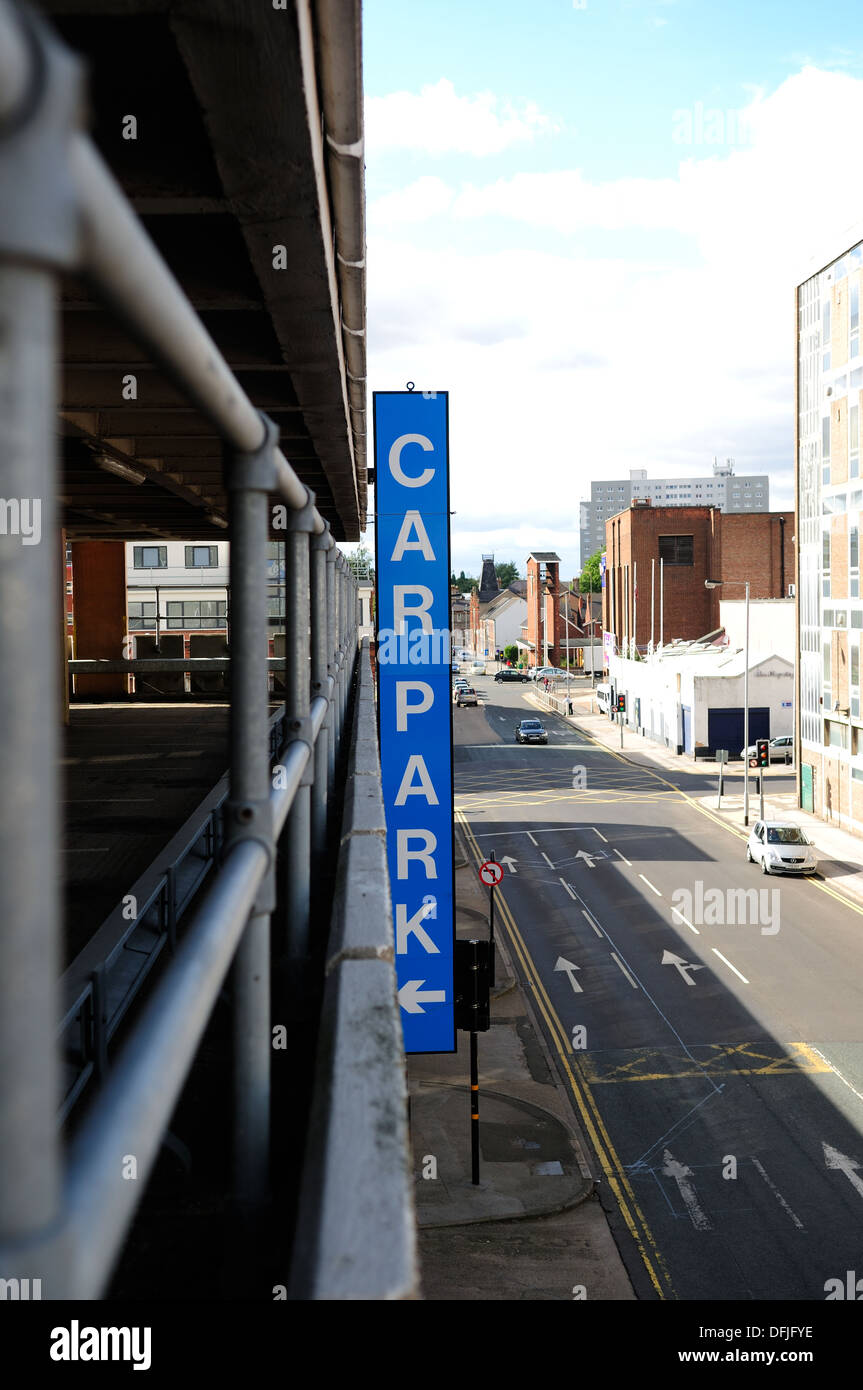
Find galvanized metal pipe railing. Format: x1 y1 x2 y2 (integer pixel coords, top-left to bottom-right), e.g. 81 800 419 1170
0 1 361 1298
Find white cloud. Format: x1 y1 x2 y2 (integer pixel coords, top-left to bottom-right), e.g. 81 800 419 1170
366 78 559 157
369 176 454 227
366 66 863 568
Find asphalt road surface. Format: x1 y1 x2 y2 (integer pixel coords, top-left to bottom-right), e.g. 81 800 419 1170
454 677 863 1301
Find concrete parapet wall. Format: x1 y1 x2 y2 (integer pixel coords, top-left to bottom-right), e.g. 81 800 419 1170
289 638 418 1299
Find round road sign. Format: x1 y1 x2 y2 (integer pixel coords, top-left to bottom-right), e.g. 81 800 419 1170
479 860 503 887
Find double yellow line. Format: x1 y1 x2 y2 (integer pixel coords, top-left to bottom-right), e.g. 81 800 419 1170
456 808 676 1300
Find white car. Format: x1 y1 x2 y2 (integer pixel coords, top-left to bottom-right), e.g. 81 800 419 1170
740 735 794 763
470 660 486 675
746 821 818 875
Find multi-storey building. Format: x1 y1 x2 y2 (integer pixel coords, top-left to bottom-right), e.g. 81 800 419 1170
797 233 863 831
580 462 770 566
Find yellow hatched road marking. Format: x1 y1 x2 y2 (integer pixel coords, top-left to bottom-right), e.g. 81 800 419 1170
579 1041 833 1084
456 808 676 1300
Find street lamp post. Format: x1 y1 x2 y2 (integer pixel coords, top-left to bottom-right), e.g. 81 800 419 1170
706 577 751 826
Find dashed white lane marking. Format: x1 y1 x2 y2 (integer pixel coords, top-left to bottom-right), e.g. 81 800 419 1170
593 828 608 843
582 908 603 938
711 948 749 984
541 851 554 868
751 1157 805 1230
671 905 701 935
527 831 538 846
639 873 662 897
611 952 639 989
560 877 577 900
614 847 633 867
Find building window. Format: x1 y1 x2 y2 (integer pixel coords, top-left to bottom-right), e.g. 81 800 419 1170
128 601 156 630
824 638 832 701
658 534 693 566
166 600 227 630
852 527 860 599
852 282 860 360
853 638 860 719
823 531 831 597
823 297 831 371
133 545 167 569
184 545 218 568
851 404 860 480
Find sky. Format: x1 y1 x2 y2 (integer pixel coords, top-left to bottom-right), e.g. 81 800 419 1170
359 0 863 582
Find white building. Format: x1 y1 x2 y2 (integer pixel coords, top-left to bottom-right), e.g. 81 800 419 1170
579 460 770 565
608 643 794 757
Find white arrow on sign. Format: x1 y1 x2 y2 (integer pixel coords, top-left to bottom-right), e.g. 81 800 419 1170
398 980 446 1015
661 1149 713 1230
661 949 704 986
575 849 596 869
554 956 583 994
500 855 518 874
824 1142 863 1203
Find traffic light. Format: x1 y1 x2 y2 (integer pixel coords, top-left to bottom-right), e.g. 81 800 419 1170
617 694 626 712
756 738 769 768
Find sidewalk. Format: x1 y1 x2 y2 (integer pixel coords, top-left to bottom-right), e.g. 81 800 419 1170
535 681 863 910
408 827 635 1300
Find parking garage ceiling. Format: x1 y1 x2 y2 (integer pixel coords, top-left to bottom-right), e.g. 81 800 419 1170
43 0 366 541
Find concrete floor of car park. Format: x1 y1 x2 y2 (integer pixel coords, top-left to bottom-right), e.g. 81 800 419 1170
540 680 863 909
408 827 636 1301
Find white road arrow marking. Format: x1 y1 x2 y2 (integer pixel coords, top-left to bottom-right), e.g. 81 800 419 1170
398 980 447 1015
661 949 704 986
662 1148 713 1230
823 1142 863 1203
575 849 596 869
500 855 518 874
554 956 583 994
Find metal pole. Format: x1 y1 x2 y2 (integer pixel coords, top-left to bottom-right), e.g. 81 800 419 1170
633 560 637 660
283 497 315 962
619 709 624 748
470 1030 480 1186
488 853 496 987
739 578 744 822
0 264 63 1265
659 558 664 650
590 594 595 686
326 546 337 792
227 420 278 1215
651 558 655 654
309 529 330 881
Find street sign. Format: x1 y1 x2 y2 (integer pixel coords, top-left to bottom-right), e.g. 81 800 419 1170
479 859 503 887
375 390 454 1054
716 749 729 763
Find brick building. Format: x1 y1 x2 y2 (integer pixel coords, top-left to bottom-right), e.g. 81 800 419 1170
603 504 795 656
525 552 563 668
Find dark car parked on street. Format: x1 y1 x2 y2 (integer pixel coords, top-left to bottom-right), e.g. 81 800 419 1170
495 668 529 683
515 719 547 744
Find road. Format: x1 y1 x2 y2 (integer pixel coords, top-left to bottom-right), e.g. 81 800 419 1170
454 676 863 1301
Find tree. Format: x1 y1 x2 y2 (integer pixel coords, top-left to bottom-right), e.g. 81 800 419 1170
495 560 520 588
503 643 518 665
450 570 477 594
346 544 375 582
580 549 604 593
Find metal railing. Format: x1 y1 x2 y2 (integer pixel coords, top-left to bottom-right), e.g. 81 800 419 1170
0 4 361 1298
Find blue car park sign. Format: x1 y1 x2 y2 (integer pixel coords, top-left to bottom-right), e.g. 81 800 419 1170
374 390 455 1053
